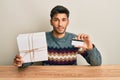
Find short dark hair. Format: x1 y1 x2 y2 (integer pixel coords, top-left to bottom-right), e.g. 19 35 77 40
50 5 69 19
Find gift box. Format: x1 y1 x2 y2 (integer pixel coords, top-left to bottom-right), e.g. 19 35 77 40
17 32 48 63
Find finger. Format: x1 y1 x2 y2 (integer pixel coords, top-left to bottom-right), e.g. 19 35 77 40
77 34 81 40
15 54 22 59
83 34 88 40
76 33 90 42
15 56 23 64
13 61 20 67
80 33 85 40
14 60 23 67
15 63 22 67
80 33 90 41
14 56 22 62
14 57 23 65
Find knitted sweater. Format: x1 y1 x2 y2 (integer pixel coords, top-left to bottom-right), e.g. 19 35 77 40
43 31 78 65
21 31 102 67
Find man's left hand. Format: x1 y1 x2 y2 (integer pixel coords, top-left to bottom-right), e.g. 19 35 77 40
75 33 93 51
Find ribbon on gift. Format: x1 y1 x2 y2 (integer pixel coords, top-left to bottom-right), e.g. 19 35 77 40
20 47 47 62
20 33 47 62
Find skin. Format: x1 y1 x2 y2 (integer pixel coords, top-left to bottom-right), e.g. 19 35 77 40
50 13 69 38
14 13 93 67
13 54 23 67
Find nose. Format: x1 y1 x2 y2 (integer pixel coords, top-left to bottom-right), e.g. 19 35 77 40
58 20 62 27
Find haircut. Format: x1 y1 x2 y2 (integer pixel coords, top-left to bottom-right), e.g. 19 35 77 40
50 5 69 19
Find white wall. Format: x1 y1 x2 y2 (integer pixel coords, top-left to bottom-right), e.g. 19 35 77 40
0 0 120 65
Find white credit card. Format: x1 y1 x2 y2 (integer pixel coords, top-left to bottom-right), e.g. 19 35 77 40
72 39 84 46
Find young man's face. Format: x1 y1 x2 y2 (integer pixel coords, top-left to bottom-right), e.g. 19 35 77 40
51 13 69 34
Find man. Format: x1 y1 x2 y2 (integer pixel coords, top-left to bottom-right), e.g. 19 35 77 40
14 5 102 67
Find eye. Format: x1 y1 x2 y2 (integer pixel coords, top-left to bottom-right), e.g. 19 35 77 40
62 18 67 21
52 18 58 21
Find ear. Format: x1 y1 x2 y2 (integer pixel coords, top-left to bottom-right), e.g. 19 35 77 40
67 19 69 25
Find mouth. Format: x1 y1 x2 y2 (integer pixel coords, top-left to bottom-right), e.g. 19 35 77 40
57 26 64 30
58 28 63 30
57 28 64 31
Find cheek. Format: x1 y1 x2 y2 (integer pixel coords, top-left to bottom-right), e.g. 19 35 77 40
64 22 69 27
53 23 58 27
51 22 58 26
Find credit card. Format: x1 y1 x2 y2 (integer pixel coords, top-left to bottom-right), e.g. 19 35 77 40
72 39 84 46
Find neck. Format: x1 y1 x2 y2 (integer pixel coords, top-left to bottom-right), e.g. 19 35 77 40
52 31 65 38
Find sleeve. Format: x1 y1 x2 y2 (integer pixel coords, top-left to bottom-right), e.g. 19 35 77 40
80 45 102 66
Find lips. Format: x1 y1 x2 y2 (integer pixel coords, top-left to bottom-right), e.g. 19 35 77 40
57 27 64 31
58 28 63 30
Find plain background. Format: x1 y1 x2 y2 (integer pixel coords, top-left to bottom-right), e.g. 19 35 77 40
0 0 120 65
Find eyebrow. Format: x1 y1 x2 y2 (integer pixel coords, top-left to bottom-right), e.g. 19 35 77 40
52 17 68 19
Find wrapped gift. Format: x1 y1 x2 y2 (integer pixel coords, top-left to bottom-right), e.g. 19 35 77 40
17 32 48 63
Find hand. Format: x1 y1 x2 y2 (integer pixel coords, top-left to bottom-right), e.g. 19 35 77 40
13 54 23 67
75 33 93 51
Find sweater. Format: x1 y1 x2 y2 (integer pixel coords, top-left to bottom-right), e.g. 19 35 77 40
42 31 78 65
21 31 102 67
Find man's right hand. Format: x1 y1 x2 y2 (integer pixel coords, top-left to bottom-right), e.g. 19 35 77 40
13 54 23 67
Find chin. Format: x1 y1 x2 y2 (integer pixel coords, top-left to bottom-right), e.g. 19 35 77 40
59 32 65 34
56 31 65 34
53 29 66 34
